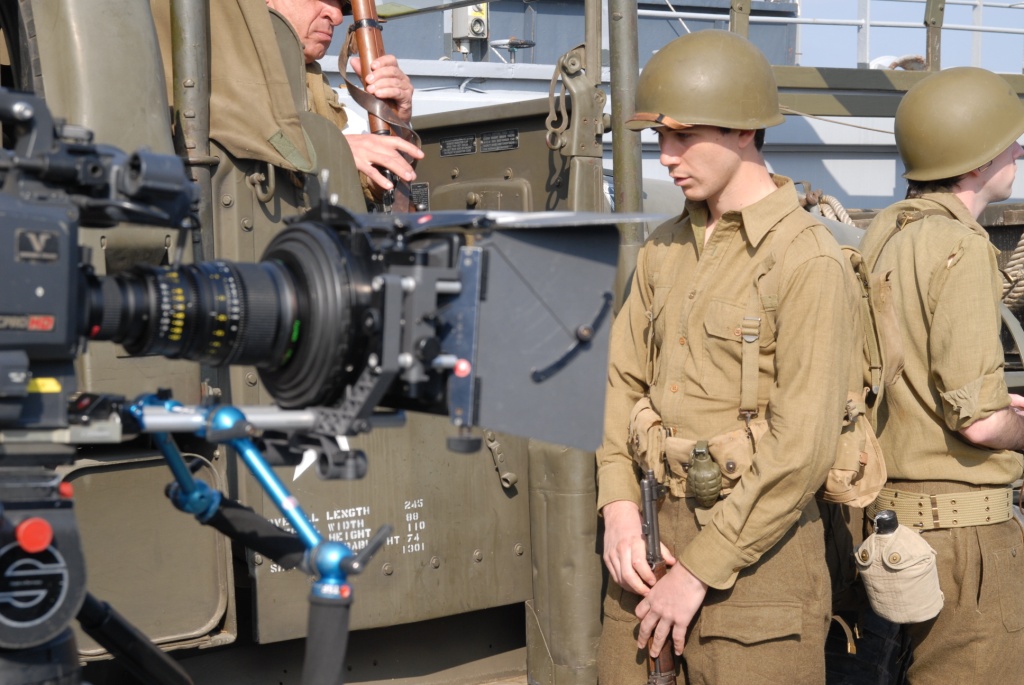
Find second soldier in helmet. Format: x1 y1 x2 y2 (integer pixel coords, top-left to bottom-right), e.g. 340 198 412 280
859 66 1024 683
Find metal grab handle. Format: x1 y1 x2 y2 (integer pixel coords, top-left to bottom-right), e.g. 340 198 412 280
246 163 276 203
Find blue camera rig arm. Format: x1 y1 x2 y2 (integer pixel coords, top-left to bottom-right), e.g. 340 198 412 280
128 393 392 685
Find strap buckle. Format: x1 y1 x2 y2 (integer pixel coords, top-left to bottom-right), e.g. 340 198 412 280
741 316 761 343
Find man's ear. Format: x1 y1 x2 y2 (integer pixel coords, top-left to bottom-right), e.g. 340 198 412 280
735 129 757 149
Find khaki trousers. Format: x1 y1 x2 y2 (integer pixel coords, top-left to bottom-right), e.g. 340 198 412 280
598 495 830 685
892 482 1024 684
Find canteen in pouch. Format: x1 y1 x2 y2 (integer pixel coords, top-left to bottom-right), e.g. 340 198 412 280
854 509 943 624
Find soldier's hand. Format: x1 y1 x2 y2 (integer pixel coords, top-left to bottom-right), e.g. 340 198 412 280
350 55 414 124
602 500 670 594
636 563 707 658
345 133 424 190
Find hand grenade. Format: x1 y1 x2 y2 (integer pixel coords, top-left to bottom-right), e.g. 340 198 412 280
689 440 722 509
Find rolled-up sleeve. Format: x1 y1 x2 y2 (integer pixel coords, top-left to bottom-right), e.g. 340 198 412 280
929 234 1010 431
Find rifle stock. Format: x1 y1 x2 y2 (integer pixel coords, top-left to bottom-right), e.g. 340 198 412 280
641 470 677 685
347 0 411 212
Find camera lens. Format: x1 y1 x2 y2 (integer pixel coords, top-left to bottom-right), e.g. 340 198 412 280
90 260 300 369
83 223 377 409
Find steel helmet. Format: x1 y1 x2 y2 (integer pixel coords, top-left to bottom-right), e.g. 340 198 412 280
895 67 1024 181
625 30 784 131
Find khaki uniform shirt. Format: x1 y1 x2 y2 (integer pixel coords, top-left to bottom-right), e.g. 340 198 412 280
596 177 856 589
305 63 377 202
860 193 1023 485
305 63 350 130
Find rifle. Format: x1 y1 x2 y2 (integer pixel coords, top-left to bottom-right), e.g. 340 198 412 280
641 469 678 685
346 0 416 212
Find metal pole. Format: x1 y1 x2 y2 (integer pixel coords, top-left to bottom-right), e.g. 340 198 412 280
730 0 750 36
925 0 946 70
608 0 644 310
973 0 983 66
171 0 223 399
171 0 214 264
858 0 871 68
585 0 602 83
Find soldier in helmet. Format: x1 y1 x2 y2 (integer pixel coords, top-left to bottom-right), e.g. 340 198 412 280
859 67 1024 682
596 30 858 682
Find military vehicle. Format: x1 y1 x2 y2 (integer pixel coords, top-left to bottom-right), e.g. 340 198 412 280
1 0 1024 684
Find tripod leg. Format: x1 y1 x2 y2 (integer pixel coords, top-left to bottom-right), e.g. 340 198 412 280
77 593 193 685
301 592 352 685
0 628 80 685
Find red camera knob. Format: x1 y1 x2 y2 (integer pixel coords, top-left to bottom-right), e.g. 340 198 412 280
16 517 53 554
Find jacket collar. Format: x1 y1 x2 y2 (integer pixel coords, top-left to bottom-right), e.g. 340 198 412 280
917 192 990 240
684 175 800 249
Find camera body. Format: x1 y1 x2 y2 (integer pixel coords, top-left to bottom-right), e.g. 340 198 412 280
0 91 196 438
0 198 81 430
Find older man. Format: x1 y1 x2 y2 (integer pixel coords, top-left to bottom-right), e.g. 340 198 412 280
266 0 422 196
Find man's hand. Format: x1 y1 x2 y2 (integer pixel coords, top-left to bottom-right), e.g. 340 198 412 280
601 500 676 596
350 55 414 124
345 133 423 190
636 563 708 658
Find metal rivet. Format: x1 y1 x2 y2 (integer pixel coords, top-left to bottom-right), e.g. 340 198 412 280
473 549 483 563
253 554 263 566
514 543 525 556
430 556 441 569
221 194 234 207
245 373 258 387
241 218 253 231
382 563 394 575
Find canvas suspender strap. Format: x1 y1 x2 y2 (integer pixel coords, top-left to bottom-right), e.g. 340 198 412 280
849 249 885 396
740 211 822 424
864 207 950 398
739 312 761 422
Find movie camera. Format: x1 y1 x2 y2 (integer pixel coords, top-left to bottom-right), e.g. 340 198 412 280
0 87 619 684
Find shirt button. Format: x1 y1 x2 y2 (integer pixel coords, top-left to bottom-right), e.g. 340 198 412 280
688 290 696 299
733 327 742 337
678 336 686 346
670 383 679 393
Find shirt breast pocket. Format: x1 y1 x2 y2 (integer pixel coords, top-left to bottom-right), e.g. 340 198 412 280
701 298 776 399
